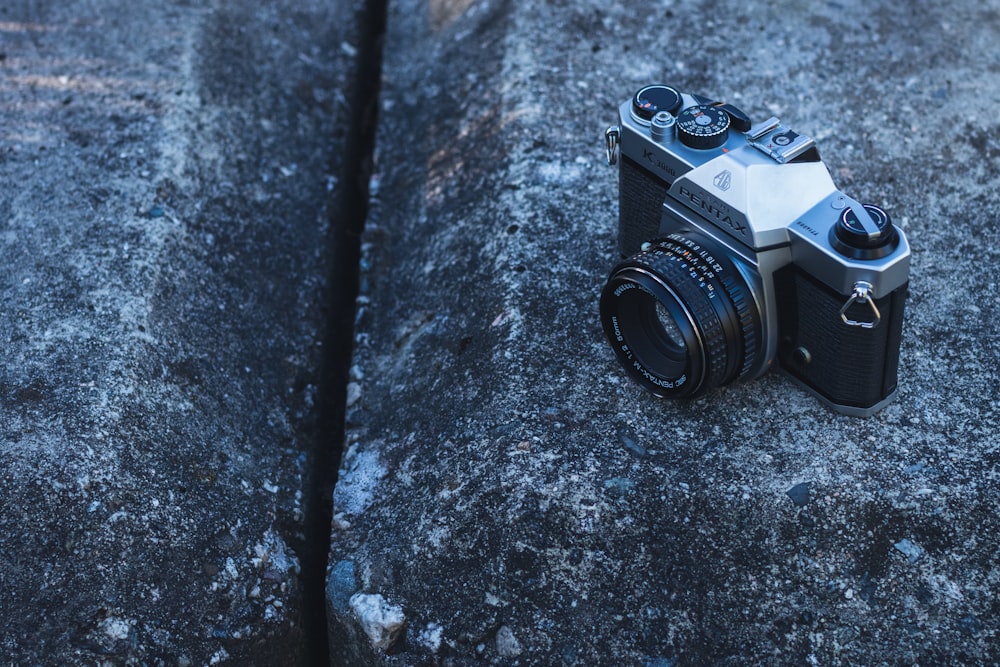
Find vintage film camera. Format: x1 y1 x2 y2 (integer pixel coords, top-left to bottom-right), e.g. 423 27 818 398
600 84 910 416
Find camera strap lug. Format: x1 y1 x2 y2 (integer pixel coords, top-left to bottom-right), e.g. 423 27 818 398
605 125 621 165
840 281 881 329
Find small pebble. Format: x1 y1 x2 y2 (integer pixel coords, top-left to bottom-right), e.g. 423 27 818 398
894 538 923 563
786 482 810 507
617 427 647 456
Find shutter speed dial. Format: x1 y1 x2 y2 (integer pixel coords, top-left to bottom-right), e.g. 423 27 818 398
676 105 730 149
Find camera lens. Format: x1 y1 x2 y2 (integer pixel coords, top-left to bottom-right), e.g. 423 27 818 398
599 232 762 399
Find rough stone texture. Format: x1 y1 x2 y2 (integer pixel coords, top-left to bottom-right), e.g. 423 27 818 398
329 0 1000 664
0 0 358 663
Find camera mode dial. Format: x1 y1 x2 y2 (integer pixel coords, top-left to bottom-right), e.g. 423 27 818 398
632 85 682 121
676 105 730 149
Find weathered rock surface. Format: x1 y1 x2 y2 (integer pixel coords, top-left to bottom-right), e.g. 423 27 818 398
328 0 1000 664
0 0 360 663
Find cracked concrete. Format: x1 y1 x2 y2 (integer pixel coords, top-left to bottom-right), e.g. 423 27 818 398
0 0 361 663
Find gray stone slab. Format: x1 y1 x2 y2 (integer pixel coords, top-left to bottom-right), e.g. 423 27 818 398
0 0 358 663
328 0 1000 664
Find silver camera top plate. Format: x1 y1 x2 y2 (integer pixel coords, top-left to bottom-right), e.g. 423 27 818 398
614 95 909 298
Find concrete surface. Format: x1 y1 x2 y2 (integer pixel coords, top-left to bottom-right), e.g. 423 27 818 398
329 0 1000 664
0 0 362 663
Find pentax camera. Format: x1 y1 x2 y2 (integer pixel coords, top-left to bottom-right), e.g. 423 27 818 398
600 84 910 416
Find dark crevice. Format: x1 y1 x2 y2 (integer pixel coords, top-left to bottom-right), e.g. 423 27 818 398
301 0 387 663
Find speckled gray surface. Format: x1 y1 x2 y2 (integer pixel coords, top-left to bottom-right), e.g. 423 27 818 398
329 0 1000 664
0 0 356 663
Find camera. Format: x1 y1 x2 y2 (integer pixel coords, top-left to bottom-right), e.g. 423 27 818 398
600 84 910 416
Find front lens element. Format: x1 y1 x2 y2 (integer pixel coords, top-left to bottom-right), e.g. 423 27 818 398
654 301 687 350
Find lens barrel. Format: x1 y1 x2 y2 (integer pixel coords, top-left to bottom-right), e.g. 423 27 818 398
599 232 762 399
